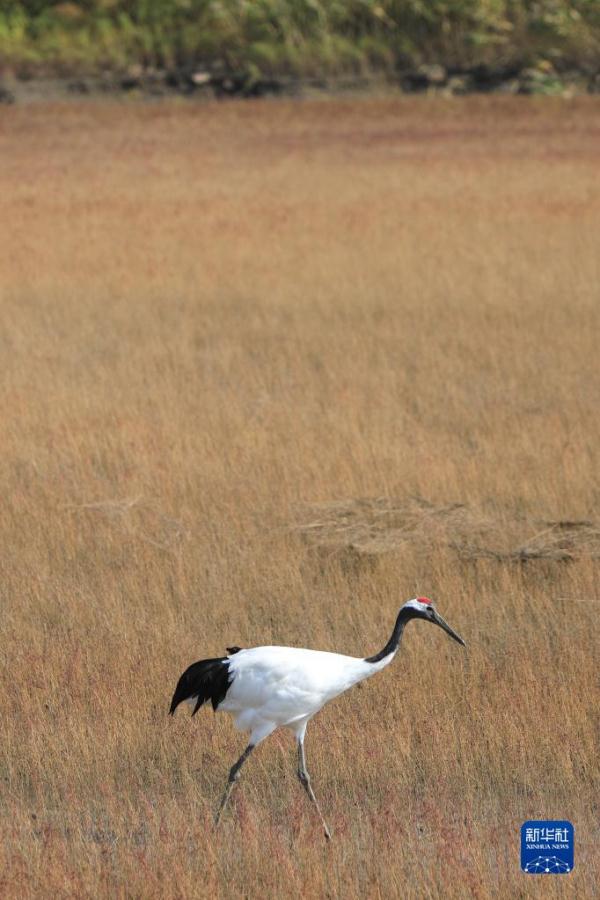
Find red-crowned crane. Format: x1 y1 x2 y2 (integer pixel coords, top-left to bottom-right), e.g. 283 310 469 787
169 597 465 839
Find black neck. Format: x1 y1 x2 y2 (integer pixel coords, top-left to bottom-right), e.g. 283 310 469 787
365 606 417 663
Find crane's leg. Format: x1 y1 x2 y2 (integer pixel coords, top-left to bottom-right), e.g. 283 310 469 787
297 738 332 840
214 743 254 827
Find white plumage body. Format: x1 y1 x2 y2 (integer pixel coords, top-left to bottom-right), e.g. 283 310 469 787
215 646 392 743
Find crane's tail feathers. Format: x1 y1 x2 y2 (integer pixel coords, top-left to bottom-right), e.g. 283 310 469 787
169 657 232 716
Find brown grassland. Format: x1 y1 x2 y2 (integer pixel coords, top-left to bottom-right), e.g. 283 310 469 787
1 95 599 899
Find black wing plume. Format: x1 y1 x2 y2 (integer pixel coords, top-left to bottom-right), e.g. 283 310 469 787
169 657 232 716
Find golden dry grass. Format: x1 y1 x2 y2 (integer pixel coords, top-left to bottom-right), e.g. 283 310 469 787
1 95 599 899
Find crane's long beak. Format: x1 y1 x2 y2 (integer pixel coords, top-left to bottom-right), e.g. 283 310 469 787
432 609 466 647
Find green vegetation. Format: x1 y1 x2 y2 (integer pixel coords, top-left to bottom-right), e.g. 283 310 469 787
1 0 599 81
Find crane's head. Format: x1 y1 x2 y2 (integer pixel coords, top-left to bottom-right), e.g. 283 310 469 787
403 597 465 646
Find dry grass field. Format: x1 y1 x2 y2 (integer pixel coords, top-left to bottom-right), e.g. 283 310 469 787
1 95 599 899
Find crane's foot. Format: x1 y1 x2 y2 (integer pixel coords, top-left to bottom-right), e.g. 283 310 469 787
214 743 255 828
298 767 332 841
214 783 234 827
